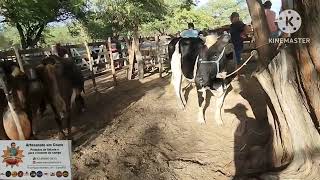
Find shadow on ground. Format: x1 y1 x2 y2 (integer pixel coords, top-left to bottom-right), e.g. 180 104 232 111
35 71 171 150
227 61 276 179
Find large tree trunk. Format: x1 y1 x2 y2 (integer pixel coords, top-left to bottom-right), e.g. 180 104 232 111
127 37 135 80
294 0 320 128
246 0 320 178
133 29 144 79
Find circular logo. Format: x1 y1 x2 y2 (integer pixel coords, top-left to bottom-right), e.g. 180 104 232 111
18 171 24 177
277 9 302 34
63 171 69 177
11 171 17 177
56 171 62 178
36 171 43 177
5 171 11 177
30 171 36 178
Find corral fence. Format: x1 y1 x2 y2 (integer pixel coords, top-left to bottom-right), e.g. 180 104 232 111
0 36 172 90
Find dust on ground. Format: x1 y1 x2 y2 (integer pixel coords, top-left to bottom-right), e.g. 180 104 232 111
36 58 272 180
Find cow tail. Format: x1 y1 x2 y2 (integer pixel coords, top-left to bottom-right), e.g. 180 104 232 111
171 41 186 108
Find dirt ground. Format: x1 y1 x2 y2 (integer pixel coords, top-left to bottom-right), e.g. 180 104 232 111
35 57 273 180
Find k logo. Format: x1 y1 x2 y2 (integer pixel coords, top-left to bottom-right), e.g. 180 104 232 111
277 9 302 34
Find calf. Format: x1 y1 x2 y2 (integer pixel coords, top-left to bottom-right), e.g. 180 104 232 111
170 34 234 124
40 55 85 138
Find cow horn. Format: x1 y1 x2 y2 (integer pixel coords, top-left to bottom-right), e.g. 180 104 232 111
205 35 218 48
11 66 21 77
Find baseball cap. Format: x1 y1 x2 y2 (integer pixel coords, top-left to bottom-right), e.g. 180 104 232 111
230 12 240 18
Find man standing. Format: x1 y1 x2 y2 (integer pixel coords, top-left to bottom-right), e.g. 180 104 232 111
230 12 249 67
264 1 279 38
180 23 199 38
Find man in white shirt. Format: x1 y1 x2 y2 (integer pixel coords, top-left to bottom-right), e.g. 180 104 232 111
180 23 199 38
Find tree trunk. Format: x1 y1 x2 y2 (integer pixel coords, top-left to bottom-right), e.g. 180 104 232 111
133 28 144 79
127 37 135 80
246 0 320 178
294 0 320 128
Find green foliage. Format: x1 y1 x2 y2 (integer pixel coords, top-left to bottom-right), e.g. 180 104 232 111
42 24 90 46
205 0 250 26
0 24 90 50
83 0 167 37
140 0 250 36
0 0 251 50
0 0 86 48
0 25 20 49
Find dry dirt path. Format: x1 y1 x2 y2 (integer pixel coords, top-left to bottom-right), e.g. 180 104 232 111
62 62 273 180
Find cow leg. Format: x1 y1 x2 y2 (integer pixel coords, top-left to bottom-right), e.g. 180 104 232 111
30 109 39 137
171 50 186 108
74 88 85 113
75 95 85 113
50 104 66 139
65 112 72 139
196 88 206 124
64 94 72 139
213 89 227 126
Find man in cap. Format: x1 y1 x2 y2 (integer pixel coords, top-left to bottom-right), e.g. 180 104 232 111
180 23 199 38
229 12 250 70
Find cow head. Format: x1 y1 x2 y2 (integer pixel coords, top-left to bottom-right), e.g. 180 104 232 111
195 34 231 89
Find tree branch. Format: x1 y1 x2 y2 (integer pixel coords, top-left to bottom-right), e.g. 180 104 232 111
16 22 26 49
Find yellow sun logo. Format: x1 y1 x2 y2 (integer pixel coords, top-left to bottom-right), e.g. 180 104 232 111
1 145 24 167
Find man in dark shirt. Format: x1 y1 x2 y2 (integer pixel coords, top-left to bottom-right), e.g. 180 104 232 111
56 43 69 58
230 12 249 66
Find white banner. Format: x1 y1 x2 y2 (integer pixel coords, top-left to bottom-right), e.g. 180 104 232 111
0 140 72 179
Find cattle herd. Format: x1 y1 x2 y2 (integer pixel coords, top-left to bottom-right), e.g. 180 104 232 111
0 55 85 140
0 31 239 140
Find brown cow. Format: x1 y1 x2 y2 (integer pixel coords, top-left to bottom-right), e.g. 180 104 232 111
39 55 85 138
0 61 33 140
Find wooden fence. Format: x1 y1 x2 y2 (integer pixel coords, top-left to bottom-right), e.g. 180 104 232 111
0 36 171 89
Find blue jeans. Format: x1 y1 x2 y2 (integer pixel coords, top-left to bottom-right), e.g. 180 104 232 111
234 45 243 65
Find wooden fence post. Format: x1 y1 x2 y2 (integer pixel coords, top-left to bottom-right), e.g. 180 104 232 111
127 37 135 80
84 42 97 91
106 37 117 86
13 45 25 73
155 36 162 78
51 45 58 56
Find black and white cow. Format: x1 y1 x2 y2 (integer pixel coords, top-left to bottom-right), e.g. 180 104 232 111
169 34 235 125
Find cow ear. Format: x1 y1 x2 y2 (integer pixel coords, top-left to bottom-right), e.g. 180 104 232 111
205 35 218 48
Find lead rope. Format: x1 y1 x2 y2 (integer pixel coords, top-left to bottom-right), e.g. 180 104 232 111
218 50 258 79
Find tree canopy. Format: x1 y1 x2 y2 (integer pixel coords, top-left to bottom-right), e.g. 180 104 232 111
0 0 250 49
81 0 167 37
0 0 86 48
141 0 250 36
